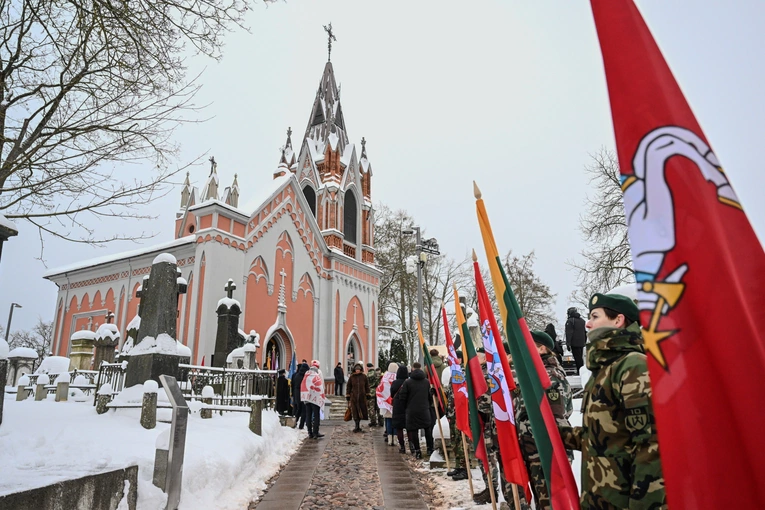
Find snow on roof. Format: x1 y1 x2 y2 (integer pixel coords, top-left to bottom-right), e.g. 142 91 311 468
238 173 294 219
187 198 248 218
153 253 177 265
71 330 97 341
177 276 187 286
243 342 257 353
341 143 355 167
35 356 70 374
126 315 141 331
0 339 8 360
328 132 339 151
43 236 195 278
217 297 241 309
8 347 38 359
226 347 245 363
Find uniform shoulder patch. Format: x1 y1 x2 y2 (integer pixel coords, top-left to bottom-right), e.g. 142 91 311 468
625 406 648 432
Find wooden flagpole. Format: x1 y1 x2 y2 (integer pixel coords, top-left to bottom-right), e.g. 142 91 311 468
432 394 451 476
461 432 475 497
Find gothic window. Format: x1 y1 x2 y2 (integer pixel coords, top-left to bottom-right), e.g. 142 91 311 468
344 189 357 244
302 185 316 217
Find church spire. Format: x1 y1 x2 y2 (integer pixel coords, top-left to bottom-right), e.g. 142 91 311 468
180 171 192 209
274 127 295 180
303 61 348 153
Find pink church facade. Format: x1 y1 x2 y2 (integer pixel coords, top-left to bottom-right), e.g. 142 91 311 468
44 60 381 376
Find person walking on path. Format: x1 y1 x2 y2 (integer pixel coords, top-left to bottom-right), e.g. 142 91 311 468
346 363 369 432
397 362 435 459
334 361 345 396
291 362 309 428
365 363 380 427
565 307 587 372
275 369 290 416
559 293 667 509
377 362 398 445
300 360 326 439
391 364 409 452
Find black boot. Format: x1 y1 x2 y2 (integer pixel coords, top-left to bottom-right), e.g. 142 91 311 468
451 468 468 481
446 467 459 476
414 450 422 459
473 487 492 504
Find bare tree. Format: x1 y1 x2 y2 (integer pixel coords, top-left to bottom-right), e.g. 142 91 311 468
9 318 53 368
503 250 557 331
569 148 634 309
0 0 254 250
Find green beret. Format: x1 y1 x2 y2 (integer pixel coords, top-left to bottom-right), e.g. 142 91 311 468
531 330 555 351
589 293 640 323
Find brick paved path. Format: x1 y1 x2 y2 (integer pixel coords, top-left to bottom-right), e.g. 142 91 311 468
251 420 429 510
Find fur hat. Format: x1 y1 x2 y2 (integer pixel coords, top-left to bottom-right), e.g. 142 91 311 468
311 360 320 368
387 362 399 373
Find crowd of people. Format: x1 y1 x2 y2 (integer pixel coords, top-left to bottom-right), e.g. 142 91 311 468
271 290 665 509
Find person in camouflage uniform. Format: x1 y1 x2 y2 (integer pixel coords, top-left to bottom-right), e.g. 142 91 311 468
444 357 468 480
511 330 573 510
559 293 667 510
366 363 380 426
475 352 530 510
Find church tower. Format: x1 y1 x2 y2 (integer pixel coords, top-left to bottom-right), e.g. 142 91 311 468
283 60 375 264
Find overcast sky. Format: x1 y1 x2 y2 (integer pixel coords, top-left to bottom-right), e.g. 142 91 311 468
2 1 764 337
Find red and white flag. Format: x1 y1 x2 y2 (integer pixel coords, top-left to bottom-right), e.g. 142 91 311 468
591 2 765 508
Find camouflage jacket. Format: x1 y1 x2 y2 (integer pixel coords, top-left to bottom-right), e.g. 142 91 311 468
542 353 573 425
560 323 666 510
366 371 380 397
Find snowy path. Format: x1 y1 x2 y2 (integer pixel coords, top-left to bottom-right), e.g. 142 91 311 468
250 421 429 509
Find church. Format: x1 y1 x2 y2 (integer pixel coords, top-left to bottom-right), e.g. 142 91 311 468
44 57 381 374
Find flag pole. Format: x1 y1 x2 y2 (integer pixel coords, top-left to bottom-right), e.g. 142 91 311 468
483 438 498 510
431 394 451 475
512 484 522 510
461 431 475 497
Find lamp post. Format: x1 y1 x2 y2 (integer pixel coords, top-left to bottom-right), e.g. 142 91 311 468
402 227 440 364
5 302 22 342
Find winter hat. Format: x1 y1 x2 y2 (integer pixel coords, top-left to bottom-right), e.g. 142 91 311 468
353 363 364 371
387 362 398 373
311 360 320 368
589 293 640 323
278 369 286 375
366 362 374 368
531 330 555 351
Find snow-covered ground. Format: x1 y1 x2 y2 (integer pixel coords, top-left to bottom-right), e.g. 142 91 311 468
424 398 583 509
0 391 303 509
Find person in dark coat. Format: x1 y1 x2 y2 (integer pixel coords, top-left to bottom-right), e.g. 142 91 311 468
565 307 587 372
390 364 409 453
546 323 564 363
397 362 434 458
275 369 290 415
291 363 309 428
346 363 369 432
334 362 345 395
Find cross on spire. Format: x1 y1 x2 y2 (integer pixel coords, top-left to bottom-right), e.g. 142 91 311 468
323 23 337 62
209 156 217 175
224 279 237 299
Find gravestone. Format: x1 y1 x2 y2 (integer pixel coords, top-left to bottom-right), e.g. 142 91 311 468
69 330 97 370
125 254 187 387
213 279 241 368
93 311 120 367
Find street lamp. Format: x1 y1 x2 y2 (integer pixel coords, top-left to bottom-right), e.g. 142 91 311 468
5 302 22 342
402 226 440 363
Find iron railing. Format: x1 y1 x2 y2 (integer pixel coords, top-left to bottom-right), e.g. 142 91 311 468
182 364 277 407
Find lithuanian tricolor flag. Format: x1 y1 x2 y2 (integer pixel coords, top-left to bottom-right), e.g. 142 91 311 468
475 182 580 510
453 287 490 473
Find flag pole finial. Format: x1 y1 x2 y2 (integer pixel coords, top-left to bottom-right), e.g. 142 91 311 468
471 248 478 262
473 181 482 199
452 282 457 291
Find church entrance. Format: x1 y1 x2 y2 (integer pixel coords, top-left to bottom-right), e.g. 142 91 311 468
345 334 362 375
264 334 283 371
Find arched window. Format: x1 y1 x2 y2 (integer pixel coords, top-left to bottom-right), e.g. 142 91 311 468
302 185 316 217
343 189 357 244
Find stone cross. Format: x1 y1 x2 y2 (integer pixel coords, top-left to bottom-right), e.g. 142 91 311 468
278 269 287 306
352 302 358 328
87 316 93 331
105 311 115 324
225 279 237 299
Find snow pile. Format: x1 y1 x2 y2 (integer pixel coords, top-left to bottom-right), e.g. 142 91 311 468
0 398 303 509
0 338 8 359
37 374 50 386
217 297 240 309
36 356 71 374
176 341 191 358
71 330 97 341
96 323 120 340
7 347 38 359
152 253 177 265
226 347 245 364
126 316 141 333
0 213 18 232
130 334 179 356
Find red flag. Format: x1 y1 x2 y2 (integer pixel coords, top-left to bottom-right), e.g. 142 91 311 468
591 2 765 508
474 261 531 501
442 307 469 437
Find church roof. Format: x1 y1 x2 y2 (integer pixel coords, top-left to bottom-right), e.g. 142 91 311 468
303 62 349 155
43 235 195 278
